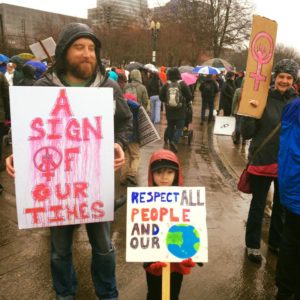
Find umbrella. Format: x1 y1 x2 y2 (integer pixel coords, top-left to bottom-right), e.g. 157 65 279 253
125 62 144 72
195 66 220 75
178 65 194 74
17 53 35 61
202 58 233 70
0 54 9 63
144 63 158 73
192 65 203 73
26 60 47 79
181 72 197 86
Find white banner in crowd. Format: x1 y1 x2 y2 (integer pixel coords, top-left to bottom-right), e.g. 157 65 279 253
29 37 56 60
126 187 208 262
10 87 114 229
213 116 236 136
138 106 161 147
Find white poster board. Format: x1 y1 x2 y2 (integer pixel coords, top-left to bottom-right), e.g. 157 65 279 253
10 87 114 229
29 37 56 60
213 116 236 135
138 106 161 147
126 187 208 262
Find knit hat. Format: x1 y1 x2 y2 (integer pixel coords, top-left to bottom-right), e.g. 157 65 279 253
151 159 179 172
274 59 299 82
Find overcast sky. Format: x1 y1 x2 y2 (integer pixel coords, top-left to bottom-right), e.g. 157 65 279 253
0 0 299 52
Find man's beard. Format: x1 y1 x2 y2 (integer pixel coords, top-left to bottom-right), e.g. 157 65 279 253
66 60 97 80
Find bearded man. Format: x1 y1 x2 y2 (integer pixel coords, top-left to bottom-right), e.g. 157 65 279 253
6 23 132 300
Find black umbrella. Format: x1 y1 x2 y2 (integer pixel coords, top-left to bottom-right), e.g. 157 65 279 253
202 58 233 70
125 62 144 72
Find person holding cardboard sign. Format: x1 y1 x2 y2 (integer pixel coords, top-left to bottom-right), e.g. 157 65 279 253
143 149 198 300
6 23 132 300
241 59 299 264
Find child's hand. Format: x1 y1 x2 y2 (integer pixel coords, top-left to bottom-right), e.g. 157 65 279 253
171 258 196 275
146 262 167 276
181 258 196 268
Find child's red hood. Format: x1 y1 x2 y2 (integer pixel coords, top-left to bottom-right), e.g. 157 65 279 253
148 149 183 186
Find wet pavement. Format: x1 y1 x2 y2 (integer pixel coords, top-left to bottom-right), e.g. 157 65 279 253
0 91 278 299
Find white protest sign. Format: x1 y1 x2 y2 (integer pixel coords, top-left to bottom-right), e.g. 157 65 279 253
10 87 114 229
126 187 208 262
29 37 56 60
213 116 236 135
138 106 161 147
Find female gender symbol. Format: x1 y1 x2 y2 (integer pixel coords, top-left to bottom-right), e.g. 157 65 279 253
250 32 274 91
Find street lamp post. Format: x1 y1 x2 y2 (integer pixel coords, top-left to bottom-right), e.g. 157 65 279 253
150 20 160 64
104 6 112 65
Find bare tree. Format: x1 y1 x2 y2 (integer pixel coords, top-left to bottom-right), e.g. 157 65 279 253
204 0 253 57
274 43 300 65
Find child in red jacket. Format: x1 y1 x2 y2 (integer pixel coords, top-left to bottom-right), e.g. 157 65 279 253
144 149 198 300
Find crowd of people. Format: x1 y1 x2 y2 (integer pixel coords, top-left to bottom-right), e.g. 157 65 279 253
1 21 300 300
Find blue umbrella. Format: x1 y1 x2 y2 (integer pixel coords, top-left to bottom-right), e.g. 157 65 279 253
195 66 220 75
26 60 47 79
192 66 203 73
0 54 9 63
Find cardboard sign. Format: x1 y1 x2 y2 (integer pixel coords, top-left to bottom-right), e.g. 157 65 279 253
10 87 114 229
138 106 161 147
126 187 208 262
238 15 277 118
29 37 56 60
213 116 236 135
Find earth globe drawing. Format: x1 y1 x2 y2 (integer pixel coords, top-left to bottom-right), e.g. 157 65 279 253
166 224 200 259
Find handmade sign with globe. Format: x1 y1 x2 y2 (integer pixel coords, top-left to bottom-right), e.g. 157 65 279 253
166 224 200 259
126 187 208 262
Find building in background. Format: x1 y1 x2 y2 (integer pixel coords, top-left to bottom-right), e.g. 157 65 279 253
88 0 149 29
0 4 87 54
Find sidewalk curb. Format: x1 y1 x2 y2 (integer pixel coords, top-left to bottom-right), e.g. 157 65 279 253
207 125 239 191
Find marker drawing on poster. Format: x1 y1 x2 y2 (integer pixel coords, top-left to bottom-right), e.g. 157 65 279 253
10 87 114 229
213 116 236 136
126 187 208 263
238 15 277 118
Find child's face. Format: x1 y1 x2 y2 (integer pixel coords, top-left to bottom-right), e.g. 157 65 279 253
153 168 176 186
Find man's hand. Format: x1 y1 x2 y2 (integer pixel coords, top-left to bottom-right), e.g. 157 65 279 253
6 154 15 178
114 143 125 171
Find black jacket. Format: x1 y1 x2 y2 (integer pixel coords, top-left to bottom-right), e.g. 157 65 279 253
241 87 297 166
220 79 236 113
199 78 219 98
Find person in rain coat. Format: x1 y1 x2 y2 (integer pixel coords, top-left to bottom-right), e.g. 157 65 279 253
276 98 300 299
241 59 299 264
6 22 132 300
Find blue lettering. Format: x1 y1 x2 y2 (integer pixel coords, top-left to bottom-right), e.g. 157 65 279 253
131 192 139 203
174 192 180 202
161 192 166 202
147 192 153 202
140 192 146 203
152 224 159 235
166 192 173 202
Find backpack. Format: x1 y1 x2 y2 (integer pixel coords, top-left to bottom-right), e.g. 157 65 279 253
124 83 138 102
166 80 183 109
